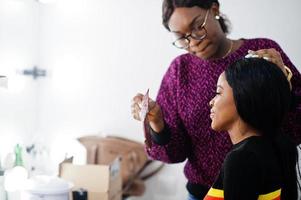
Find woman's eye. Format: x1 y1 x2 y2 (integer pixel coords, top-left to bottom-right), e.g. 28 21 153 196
195 24 203 31
215 92 221 95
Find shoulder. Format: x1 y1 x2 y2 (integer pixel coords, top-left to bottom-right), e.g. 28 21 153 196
222 146 262 188
224 142 260 171
246 38 282 51
245 38 282 50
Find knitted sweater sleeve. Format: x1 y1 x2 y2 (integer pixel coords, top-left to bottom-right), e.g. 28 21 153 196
144 57 190 163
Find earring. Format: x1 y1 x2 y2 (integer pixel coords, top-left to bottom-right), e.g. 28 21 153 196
215 15 220 20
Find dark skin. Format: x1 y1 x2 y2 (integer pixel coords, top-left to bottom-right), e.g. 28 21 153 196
168 5 242 60
131 4 289 133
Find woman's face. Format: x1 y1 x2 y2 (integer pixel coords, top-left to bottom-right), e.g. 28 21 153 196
209 72 239 131
168 6 225 59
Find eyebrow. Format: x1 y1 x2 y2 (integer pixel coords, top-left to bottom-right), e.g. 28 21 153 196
170 14 204 34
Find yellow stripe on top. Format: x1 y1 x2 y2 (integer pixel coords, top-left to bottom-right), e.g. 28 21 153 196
206 188 224 198
258 189 281 200
205 187 281 200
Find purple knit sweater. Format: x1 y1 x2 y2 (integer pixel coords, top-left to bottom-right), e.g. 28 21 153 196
145 38 301 187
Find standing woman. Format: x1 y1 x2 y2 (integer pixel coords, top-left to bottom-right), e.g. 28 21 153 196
131 0 301 199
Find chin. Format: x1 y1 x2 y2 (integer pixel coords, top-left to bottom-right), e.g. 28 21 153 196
211 122 223 132
196 49 215 60
211 123 217 131
196 53 209 60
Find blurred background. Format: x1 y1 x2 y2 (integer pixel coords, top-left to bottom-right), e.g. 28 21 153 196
0 0 300 199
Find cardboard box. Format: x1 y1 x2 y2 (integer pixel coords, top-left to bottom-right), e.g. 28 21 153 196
60 158 122 200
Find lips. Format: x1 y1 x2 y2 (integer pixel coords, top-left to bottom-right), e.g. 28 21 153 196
200 43 210 53
210 111 214 119
190 41 210 54
194 43 211 57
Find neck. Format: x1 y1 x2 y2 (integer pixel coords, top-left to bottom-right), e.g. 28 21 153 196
228 122 260 144
214 37 232 59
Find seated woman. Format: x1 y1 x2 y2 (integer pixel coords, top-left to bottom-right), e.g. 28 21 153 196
205 58 299 200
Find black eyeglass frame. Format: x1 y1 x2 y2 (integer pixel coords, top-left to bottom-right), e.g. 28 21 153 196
172 10 210 49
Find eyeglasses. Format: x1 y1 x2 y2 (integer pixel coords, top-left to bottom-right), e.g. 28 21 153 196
172 10 209 49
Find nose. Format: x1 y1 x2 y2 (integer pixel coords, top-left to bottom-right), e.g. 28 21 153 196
189 37 201 48
187 38 202 54
209 99 214 108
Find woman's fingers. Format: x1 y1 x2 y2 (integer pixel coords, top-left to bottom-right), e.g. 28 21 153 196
131 93 144 121
131 92 160 122
131 102 141 121
247 49 286 74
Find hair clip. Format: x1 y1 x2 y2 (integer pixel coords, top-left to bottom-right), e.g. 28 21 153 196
245 54 269 61
245 53 259 58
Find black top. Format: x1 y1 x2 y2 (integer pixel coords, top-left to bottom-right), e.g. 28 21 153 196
204 136 282 200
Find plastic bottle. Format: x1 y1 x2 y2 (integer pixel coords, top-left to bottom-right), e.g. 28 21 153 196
4 144 28 200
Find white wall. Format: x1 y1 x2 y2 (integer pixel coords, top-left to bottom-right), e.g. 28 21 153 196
35 0 178 142
222 0 301 68
0 0 300 199
0 0 38 158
